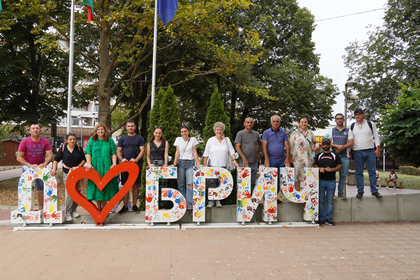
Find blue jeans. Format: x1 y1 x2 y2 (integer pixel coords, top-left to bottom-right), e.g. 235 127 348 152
177 160 195 210
319 179 336 220
270 159 285 196
337 157 349 196
354 149 378 194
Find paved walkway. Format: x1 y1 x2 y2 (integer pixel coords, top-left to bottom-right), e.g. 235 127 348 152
1 222 420 279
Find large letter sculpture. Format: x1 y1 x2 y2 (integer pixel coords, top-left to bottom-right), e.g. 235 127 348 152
193 167 234 223
237 167 278 223
145 166 186 223
280 167 319 222
66 162 138 225
11 168 63 224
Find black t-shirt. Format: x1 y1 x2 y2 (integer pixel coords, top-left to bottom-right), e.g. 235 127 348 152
54 144 87 174
314 151 342 181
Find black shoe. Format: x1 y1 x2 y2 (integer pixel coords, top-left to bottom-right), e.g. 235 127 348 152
318 220 325 226
325 219 335 226
356 192 363 198
118 206 128 214
132 205 140 213
372 192 383 198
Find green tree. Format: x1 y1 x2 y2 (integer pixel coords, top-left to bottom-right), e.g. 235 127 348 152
158 86 180 158
203 88 231 143
0 0 89 131
344 0 420 120
176 0 338 139
379 84 420 167
61 0 261 132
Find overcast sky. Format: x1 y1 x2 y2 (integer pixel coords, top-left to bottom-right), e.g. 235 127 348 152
296 0 388 125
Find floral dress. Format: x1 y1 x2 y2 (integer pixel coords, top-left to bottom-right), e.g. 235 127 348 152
85 137 118 201
290 129 318 181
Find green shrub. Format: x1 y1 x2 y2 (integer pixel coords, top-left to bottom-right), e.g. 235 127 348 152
399 166 420 176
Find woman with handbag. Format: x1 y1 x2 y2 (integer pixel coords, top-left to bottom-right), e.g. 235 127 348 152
203 122 239 208
172 125 202 215
50 132 86 222
290 117 319 191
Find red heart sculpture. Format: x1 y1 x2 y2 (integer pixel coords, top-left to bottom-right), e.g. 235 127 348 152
66 162 139 224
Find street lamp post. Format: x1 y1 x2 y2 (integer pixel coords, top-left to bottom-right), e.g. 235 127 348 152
344 77 357 127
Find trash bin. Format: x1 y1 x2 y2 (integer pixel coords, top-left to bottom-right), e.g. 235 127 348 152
347 170 356 185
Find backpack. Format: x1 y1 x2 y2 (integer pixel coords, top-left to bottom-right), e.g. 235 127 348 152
349 120 376 157
350 120 373 134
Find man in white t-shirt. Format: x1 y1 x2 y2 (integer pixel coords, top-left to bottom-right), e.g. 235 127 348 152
348 108 382 198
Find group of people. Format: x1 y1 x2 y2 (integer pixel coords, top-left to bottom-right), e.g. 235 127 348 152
15 107 383 226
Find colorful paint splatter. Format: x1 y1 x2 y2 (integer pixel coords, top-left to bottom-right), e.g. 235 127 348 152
11 168 63 224
280 167 319 222
145 166 187 223
237 167 278 222
193 167 234 222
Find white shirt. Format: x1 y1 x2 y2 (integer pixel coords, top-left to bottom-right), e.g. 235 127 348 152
348 120 380 150
173 137 199 160
203 136 235 167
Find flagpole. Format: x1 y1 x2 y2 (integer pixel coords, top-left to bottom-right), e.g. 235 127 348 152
66 0 75 133
151 0 158 109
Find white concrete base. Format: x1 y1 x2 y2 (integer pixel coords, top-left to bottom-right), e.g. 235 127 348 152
12 221 318 231
181 222 319 229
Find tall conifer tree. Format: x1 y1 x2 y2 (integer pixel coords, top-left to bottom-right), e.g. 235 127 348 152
203 88 231 143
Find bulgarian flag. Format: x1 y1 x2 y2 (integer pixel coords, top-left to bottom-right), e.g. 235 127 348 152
158 0 178 24
83 0 94 23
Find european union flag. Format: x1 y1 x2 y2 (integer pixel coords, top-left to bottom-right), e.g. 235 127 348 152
158 0 178 24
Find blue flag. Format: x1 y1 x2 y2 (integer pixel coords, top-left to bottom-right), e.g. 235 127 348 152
158 0 178 24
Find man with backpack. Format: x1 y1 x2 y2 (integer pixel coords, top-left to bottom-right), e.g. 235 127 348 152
349 108 382 198
117 120 145 213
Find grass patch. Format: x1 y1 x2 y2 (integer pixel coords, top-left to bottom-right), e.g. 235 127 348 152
374 170 420 189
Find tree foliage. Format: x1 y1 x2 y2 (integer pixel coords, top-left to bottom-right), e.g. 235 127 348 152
157 86 180 157
177 0 338 139
61 0 262 132
379 84 420 167
0 0 90 131
344 0 420 120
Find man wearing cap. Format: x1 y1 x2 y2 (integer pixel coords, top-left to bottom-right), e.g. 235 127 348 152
349 108 382 198
314 137 342 226
329 113 353 199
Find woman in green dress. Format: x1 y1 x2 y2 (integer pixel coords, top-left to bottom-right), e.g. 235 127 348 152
85 123 118 217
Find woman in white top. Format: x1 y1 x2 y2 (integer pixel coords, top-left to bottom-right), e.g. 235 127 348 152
172 126 202 215
203 122 239 207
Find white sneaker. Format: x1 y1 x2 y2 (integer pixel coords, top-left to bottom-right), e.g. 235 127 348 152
216 201 222 208
65 212 73 222
207 201 214 208
72 211 80 218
